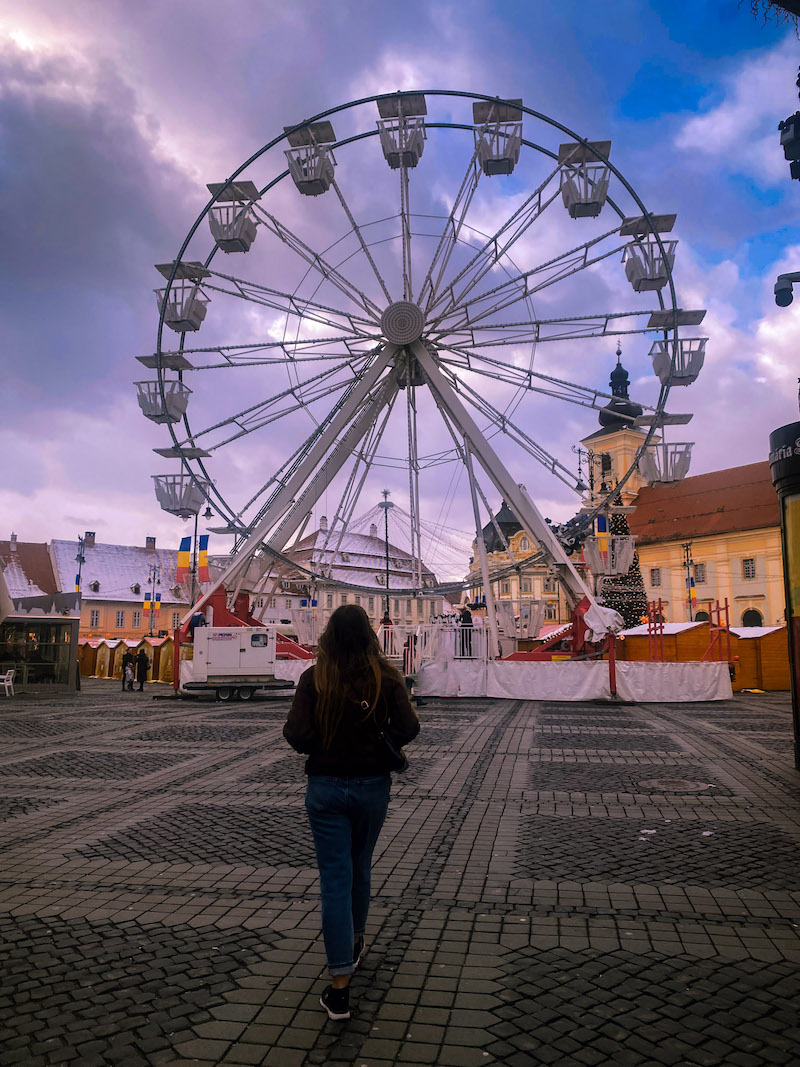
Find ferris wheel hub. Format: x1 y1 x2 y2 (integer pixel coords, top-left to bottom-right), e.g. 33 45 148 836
381 300 424 346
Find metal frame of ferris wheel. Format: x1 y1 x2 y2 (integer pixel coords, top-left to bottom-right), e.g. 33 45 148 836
139 90 706 649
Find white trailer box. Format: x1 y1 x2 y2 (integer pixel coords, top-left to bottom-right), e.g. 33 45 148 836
181 626 286 700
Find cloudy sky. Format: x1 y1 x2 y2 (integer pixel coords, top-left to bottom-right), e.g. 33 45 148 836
2 1 799 578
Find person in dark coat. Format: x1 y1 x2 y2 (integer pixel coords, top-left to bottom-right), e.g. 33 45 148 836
121 649 135 692
459 605 473 657
284 604 419 1021
135 648 151 692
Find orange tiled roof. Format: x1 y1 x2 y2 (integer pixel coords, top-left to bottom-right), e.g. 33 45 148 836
628 462 779 545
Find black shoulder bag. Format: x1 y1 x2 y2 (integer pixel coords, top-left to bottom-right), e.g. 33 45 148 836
360 663 409 774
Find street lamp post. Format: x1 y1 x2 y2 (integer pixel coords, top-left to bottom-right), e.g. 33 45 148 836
377 489 394 617
147 563 161 637
682 542 695 622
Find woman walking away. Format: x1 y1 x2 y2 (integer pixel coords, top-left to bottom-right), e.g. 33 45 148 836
283 604 419 1020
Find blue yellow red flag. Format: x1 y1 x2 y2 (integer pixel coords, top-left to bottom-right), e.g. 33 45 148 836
197 534 209 582
176 536 191 582
686 576 697 610
596 514 609 553
74 573 80 593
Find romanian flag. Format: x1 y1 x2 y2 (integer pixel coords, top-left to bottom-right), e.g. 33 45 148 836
197 535 209 582
74 573 81 593
596 514 609 554
686 575 697 612
143 592 162 612
176 536 191 582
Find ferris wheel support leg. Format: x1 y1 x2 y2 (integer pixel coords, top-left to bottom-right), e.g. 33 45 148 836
410 340 596 613
463 444 501 659
183 346 400 625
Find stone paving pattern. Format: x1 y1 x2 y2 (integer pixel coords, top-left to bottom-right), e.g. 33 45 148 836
1 680 799 1066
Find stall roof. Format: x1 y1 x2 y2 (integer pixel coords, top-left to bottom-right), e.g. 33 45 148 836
629 462 778 545
620 621 705 636
729 626 784 639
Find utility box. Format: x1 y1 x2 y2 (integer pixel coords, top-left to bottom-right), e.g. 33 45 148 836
192 626 277 682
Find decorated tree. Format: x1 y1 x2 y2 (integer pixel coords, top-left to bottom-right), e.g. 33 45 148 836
600 508 648 629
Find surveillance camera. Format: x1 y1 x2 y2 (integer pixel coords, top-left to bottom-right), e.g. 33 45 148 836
775 278 794 307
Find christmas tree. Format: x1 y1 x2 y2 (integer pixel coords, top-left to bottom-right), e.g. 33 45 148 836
600 508 648 629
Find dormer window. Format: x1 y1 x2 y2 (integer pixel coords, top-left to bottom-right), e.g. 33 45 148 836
88 580 100 593
131 583 141 595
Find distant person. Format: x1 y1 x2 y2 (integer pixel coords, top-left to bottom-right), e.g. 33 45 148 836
121 649 135 692
380 610 394 654
283 604 419 1021
135 648 151 692
459 605 473 657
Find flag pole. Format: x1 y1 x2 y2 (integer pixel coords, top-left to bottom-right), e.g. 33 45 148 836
190 510 199 607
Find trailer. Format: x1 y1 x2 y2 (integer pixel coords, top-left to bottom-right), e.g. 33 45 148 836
179 625 300 700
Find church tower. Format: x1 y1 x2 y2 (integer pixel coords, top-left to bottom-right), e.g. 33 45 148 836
580 346 656 504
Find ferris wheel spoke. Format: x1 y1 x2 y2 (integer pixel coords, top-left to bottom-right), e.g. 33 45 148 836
406 383 423 590
328 178 394 305
439 308 680 348
425 156 568 324
151 336 377 370
318 392 399 563
174 359 368 452
416 144 483 311
438 227 625 331
399 159 414 301
437 346 656 421
254 206 384 318
201 268 379 337
452 375 586 492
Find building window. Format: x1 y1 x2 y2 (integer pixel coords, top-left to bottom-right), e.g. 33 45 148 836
89 609 99 627
394 599 400 614
694 610 710 622
284 598 292 608
326 594 333 609
89 580 100 593
520 577 532 593
417 599 424 615
406 599 412 613
543 577 556 593
650 568 661 587
132 611 141 628
501 581 511 595
742 607 763 626
355 595 361 606
520 537 530 551
694 563 706 584
340 594 348 604
115 611 125 628
742 558 756 580
544 604 557 621
131 583 141 595
368 597 374 612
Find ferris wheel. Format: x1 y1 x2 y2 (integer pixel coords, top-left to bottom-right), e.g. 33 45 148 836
135 89 706 634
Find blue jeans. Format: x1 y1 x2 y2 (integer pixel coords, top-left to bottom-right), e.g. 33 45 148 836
305 774 391 976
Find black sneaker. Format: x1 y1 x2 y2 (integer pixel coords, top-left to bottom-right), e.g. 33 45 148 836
353 935 365 970
320 985 350 1020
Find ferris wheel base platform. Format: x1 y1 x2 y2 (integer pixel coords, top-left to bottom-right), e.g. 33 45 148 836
414 659 732 703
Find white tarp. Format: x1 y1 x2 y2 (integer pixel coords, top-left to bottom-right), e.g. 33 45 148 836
414 658 732 702
274 659 311 685
615 661 732 702
583 602 625 642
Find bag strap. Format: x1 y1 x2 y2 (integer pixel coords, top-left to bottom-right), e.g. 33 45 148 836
360 660 384 722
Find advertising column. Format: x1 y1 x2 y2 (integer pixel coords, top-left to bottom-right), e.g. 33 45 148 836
769 421 800 769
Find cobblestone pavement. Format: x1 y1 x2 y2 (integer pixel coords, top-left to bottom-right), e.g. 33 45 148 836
1 680 799 1066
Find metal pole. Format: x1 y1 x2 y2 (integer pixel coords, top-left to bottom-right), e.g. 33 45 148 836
379 489 393 617
464 443 500 659
683 541 694 621
190 509 199 607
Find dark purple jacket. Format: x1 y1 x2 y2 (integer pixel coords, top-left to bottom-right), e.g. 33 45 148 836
283 664 420 777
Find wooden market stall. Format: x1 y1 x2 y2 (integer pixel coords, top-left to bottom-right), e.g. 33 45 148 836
133 636 169 683
110 639 139 680
729 626 791 691
77 638 102 677
94 639 120 678
616 621 711 662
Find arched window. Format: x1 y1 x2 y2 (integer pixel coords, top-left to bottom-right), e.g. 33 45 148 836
520 537 530 551
742 608 763 627
694 610 709 622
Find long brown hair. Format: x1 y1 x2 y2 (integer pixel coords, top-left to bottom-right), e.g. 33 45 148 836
313 604 399 749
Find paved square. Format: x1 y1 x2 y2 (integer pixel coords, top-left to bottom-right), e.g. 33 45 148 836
1 681 798 1066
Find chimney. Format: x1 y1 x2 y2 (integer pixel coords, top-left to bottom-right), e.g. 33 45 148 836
319 515 328 532
369 523 378 538
84 531 96 548
145 536 156 550
9 532 17 552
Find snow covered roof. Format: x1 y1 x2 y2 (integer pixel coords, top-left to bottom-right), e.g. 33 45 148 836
729 626 784 639
51 539 192 605
619 621 705 636
0 541 58 597
289 525 440 591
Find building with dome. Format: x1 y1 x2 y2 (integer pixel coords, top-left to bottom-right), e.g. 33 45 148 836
464 350 788 631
